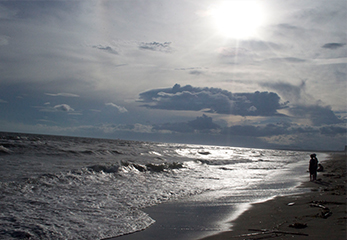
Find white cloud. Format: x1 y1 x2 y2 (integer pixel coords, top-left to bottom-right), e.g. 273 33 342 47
105 103 128 113
54 104 74 112
45 93 80 97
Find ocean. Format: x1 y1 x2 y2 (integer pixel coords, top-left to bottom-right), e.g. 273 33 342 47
0 132 320 240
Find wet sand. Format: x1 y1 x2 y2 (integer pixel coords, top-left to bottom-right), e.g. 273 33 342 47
109 199 237 240
200 152 346 240
108 152 346 240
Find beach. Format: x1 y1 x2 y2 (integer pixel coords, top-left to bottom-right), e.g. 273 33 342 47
2 133 324 240
200 152 346 240
112 152 346 240
1 132 345 239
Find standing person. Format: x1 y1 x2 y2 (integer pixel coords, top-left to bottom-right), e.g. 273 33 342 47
309 153 318 181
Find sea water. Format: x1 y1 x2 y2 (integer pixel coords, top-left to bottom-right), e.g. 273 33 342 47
0 132 319 239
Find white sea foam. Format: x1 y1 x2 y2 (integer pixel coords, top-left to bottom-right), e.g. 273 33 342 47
0 133 316 239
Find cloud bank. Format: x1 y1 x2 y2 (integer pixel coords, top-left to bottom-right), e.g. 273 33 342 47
153 114 220 133
139 84 287 116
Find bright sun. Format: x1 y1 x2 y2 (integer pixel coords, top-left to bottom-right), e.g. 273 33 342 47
211 1 265 39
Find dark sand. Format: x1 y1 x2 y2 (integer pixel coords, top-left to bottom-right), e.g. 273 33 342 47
108 152 346 240
110 195 241 240
200 152 346 240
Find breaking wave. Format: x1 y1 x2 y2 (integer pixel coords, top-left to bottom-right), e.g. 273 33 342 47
0 132 313 239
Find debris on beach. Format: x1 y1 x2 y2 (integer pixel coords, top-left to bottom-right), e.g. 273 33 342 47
288 222 307 229
309 202 333 219
241 228 309 238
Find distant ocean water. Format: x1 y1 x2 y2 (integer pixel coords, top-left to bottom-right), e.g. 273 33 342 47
0 132 319 240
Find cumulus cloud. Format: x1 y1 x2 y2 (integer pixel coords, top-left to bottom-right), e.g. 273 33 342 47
139 84 287 116
45 93 80 97
322 43 346 49
105 102 128 113
139 41 172 52
54 104 74 112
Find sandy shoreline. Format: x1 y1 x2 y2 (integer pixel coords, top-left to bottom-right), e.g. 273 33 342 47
108 152 346 240
200 152 346 240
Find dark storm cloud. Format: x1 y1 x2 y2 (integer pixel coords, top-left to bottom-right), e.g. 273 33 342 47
139 42 172 52
92 45 118 55
139 84 287 116
153 114 220 133
322 43 346 49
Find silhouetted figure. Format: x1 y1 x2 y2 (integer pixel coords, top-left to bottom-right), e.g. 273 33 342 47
309 154 318 181
317 163 324 172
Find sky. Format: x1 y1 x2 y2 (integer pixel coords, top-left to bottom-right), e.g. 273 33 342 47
0 0 346 151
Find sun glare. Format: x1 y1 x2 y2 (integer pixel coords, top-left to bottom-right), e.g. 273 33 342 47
211 1 265 39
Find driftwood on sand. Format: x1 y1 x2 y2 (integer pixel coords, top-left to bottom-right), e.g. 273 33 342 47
232 228 309 239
